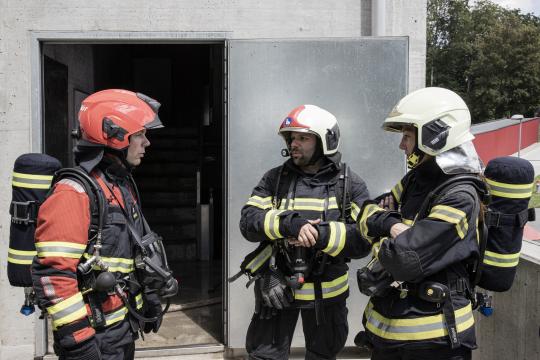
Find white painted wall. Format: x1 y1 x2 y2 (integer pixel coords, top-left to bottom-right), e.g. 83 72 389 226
0 1 427 357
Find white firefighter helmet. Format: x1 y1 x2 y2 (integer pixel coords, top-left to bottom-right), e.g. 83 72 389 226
383 87 474 156
278 104 340 155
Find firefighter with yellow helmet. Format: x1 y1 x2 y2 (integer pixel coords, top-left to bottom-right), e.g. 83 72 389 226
240 105 373 359
356 87 486 360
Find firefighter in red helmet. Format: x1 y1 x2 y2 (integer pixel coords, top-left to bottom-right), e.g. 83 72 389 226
239 105 373 359
32 89 177 360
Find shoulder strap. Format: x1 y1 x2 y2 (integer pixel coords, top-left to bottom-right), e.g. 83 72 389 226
51 167 106 238
335 163 351 222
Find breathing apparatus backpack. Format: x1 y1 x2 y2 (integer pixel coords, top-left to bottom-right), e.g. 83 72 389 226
8 153 177 323
356 156 535 304
8 154 62 315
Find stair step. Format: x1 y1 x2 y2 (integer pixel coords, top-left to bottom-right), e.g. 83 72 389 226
135 177 196 191
144 207 196 224
142 192 196 207
144 150 199 162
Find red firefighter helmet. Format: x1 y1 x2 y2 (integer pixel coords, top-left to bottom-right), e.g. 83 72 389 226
78 89 163 151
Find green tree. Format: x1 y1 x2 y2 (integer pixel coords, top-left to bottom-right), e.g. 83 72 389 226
427 0 540 122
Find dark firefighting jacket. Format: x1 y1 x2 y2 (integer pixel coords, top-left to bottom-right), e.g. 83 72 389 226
32 164 144 350
240 153 372 306
357 158 481 349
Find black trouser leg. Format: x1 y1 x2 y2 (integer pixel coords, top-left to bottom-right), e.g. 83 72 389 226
372 346 472 360
246 308 300 360
301 301 349 360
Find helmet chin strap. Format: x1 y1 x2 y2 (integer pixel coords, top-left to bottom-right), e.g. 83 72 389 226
407 146 425 169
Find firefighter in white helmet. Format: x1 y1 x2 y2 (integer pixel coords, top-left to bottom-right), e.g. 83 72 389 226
356 87 485 360
239 105 373 359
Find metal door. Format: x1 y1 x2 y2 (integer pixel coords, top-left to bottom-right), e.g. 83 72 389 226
226 38 409 348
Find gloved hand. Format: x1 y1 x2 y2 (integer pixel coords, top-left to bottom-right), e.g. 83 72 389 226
159 276 179 298
259 269 294 310
143 291 163 333
254 278 277 320
54 338 101 360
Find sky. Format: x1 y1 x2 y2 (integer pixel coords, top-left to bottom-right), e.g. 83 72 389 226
487 0 540 16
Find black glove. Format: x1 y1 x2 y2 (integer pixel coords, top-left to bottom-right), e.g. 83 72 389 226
159 277 179 298
143 291 163 333
54 338 101 360
260 269 294 310
254 278 277 320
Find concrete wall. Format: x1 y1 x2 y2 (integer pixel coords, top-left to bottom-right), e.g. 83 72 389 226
0 0 427 357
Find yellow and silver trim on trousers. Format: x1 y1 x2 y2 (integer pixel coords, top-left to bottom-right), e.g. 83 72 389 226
294 273 349 301
364 301 474 341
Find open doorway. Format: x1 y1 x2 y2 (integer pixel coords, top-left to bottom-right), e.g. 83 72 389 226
41 42 225 351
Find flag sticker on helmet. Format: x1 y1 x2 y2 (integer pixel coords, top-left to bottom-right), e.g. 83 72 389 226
284 117 292 126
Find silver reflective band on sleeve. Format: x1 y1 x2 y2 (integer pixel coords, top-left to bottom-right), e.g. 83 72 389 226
47 292 88 330
294 273 349 301
278 197 339 211
36 242 86 259
428 205 468 239
322 222 346 257
264 210 285 240
245 244 273 273
7 248 37 265
246 195 273 209
364 301 474 341
12 172 53 189
351 203 361 221
483 250 520 268
391 182 403 203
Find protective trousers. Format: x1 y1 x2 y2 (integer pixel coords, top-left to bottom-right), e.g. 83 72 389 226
94 319 136 360
246 301 348 360
371 345 472 360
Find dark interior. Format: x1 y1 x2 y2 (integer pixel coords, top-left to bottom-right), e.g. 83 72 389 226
42 42 225 348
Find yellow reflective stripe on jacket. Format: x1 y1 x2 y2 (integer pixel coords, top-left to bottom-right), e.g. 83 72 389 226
12 172 54 189
278 197 339 211
402 218 415 226
322 222 346 257
47 292 87 330
294 273 349 301
486 178 533 199
36 242 86 258
82 253 135 273
135 294 144 310
358 204 385 244
245 244 273 273
246 195 273 210
483 250 520 268
351 203 361 221
105 307 128 326
264 210 285 240
391 182 403 204
428 205 468 239
7 248 37 265
364 301 474 341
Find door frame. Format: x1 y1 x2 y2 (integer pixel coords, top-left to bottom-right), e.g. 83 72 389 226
31 31 230 359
